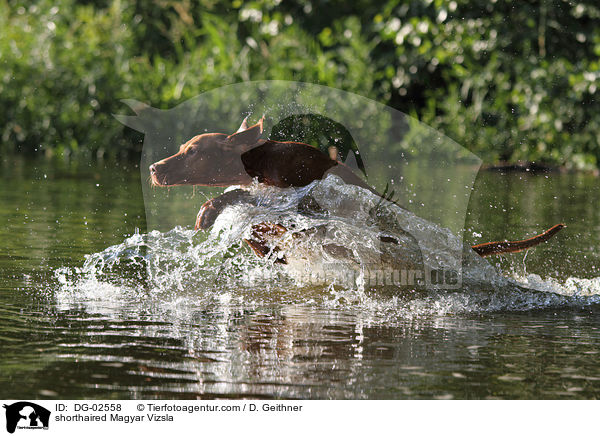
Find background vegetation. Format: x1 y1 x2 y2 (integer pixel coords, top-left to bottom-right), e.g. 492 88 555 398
1 0 599 168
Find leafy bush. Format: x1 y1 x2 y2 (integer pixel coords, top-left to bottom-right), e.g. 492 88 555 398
1 0 599 168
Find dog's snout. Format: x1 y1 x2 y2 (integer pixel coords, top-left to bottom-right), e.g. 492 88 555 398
149 162 170 186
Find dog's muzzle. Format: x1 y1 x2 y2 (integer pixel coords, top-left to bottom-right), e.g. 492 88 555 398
149 163 166 186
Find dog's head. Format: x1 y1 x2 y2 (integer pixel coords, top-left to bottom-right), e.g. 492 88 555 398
149 117 264 187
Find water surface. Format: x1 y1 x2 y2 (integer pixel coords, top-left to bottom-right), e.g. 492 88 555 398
1 159 600 399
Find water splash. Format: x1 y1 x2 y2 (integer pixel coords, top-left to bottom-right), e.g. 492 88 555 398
54 176 600 318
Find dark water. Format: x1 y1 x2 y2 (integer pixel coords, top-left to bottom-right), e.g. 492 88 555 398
2 159 600 399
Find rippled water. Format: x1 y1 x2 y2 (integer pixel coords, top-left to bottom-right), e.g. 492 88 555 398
2 159 600 399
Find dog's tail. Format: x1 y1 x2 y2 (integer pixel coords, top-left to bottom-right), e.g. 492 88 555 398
471 223 565 257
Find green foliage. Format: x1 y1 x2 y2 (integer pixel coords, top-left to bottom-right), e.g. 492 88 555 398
1 0 599 168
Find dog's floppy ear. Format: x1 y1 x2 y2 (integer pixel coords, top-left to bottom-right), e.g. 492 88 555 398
224 116 264 145
236 116 250 133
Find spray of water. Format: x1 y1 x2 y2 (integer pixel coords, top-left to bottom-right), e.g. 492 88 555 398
53 176 600 320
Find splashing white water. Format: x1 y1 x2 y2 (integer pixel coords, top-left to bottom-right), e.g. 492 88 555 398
54 176 600 317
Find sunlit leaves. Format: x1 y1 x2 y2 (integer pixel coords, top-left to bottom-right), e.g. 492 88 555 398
1 0 599 169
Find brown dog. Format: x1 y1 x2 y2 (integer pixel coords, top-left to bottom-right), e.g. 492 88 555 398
150 118 564 261
150 116 375 193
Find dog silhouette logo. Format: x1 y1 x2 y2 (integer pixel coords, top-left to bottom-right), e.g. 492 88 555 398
3 402 50 433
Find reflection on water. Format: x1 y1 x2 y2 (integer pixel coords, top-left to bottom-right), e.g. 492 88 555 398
1 160 600 399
